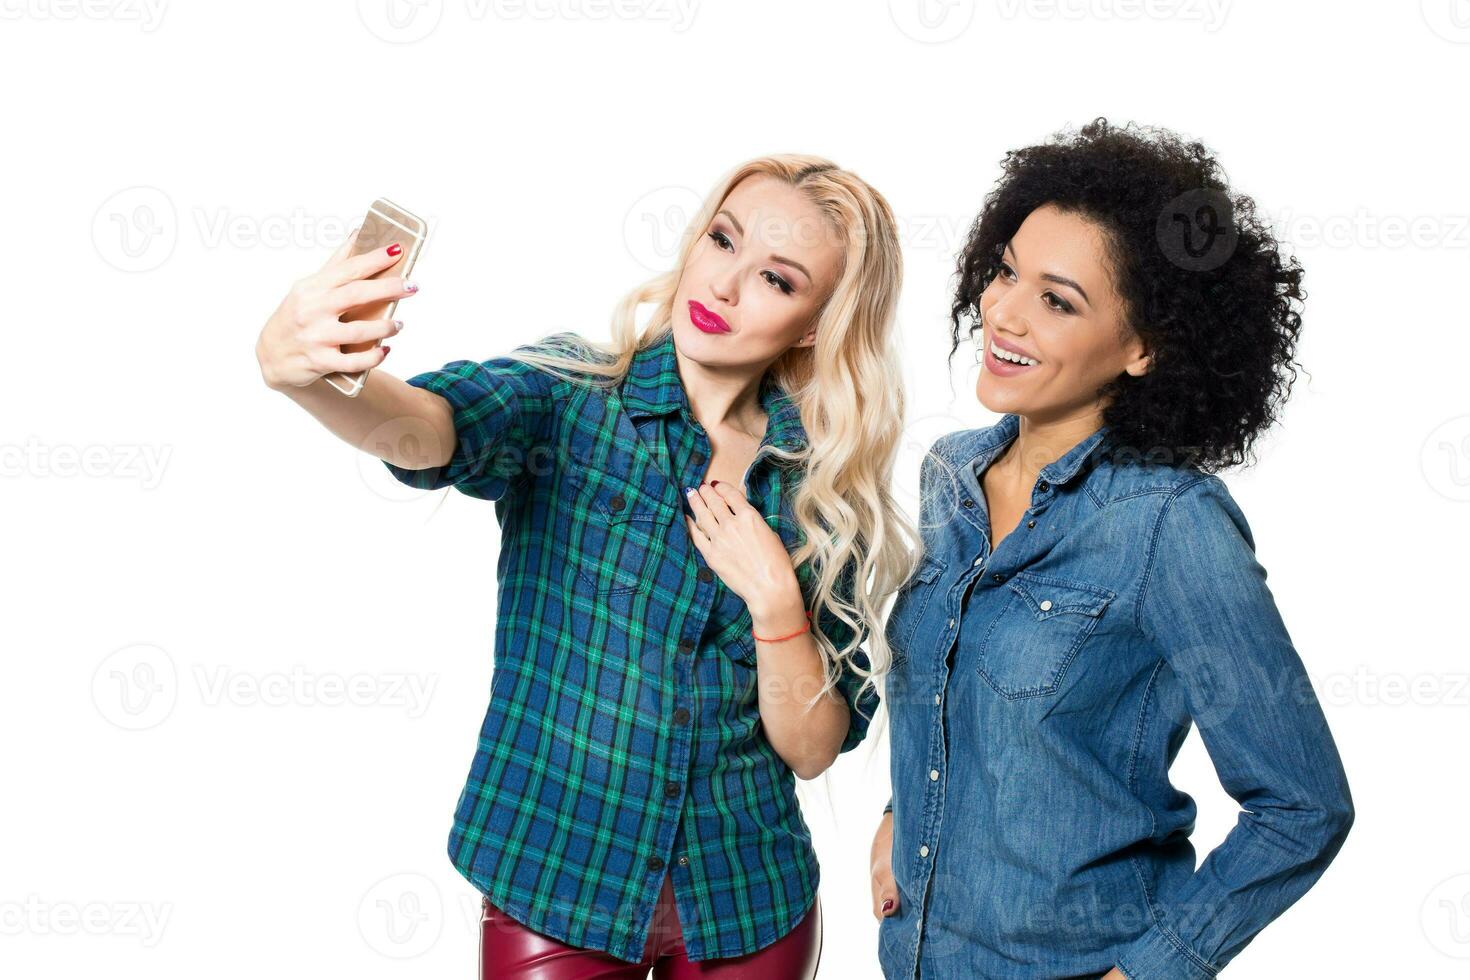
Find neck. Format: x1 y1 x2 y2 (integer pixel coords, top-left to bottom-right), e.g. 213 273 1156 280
993 407 1105 491
673 343 771 440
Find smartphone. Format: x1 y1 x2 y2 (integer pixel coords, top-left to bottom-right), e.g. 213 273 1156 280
323 198 429 397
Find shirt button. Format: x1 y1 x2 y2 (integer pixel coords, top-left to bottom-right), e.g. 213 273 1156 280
677 639 695 655
677 855 689 867
697 568 714 583
933 693 941 705
1027 520 1037 529
973 557 984 567
992 572 1005 582
647 856 665 872
1039 599 1053 611
929 769 939 781
918 845 930 858
672 707 690 725
947 618 955 629
1038 481 1050 492
609 493 626 512
961 498 974 508
664 781 680 798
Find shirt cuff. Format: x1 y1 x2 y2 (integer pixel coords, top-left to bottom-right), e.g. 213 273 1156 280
1114 924 1216 980
882 796 893 815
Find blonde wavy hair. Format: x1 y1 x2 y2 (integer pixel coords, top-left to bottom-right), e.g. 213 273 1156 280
503 154 917 728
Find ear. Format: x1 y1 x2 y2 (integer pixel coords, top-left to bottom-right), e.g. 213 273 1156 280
791 325 819 349
1123 350 1153 377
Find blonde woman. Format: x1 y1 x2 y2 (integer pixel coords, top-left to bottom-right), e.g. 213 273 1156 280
255 155 914 978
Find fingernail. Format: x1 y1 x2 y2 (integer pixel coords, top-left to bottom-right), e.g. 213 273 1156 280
684 486 696 495
381 345 391 357
387 242 402 257
710 480 720 486
881 899 894 914
393 319 403 331
404 281 418 293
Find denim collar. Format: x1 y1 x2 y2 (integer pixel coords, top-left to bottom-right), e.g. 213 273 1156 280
619 328 809 450
949 413 1113 488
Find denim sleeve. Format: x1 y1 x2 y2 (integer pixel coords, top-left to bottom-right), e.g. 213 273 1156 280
1115 476 1354 979
381 350 559 501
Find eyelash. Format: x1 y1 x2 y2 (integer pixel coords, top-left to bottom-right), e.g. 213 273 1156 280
707 229 795 296
995 260 1074 315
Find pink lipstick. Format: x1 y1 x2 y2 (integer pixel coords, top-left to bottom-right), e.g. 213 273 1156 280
688 300 731 334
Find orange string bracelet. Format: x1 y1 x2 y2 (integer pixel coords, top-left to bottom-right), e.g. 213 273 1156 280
752 611 812 644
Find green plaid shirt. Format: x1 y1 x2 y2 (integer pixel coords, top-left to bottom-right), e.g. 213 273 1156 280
383 328 879 963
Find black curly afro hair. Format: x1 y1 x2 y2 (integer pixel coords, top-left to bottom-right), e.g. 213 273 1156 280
949 117 1306 473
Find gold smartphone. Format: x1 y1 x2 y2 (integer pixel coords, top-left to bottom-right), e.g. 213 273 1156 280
323 198 429 397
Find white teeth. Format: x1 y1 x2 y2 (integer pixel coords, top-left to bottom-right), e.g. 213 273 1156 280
991 342 1038 366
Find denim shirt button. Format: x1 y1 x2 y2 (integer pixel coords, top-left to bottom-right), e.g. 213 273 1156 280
947 618 955 629
929 769 939 780
992 572 1005 582
934 693 941 705
919 845 930 857
973 557 984 567
1038 480 1050 492
1039 600 1053 611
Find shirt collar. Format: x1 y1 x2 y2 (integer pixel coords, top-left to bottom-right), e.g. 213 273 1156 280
619 329 809 450
958 413 1113 487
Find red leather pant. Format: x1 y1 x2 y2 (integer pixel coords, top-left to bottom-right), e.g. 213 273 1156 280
479 871 822 978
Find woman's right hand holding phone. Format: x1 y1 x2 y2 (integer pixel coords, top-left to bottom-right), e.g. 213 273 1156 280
255 228 415 391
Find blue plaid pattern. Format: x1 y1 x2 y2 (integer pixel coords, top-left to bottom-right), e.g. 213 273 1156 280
383 328 879 962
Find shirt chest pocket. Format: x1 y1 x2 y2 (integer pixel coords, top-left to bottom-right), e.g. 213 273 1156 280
976 572 1115 699
560 467 675 598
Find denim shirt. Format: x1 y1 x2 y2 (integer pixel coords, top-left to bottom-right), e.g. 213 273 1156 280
879 414 1354 979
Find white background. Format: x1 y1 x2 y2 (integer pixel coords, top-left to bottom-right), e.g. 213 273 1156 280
4 0 1468 976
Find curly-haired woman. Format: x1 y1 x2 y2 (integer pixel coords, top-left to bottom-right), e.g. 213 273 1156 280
257 155 914 978
869 119 1354 979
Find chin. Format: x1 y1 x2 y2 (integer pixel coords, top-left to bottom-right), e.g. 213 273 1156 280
976 374 1027 417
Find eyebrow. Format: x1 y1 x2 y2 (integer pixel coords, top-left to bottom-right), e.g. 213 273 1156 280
1003 241 1091 308
716 209 812 282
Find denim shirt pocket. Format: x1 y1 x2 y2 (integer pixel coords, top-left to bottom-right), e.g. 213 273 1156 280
886 554 946 672
977 571 1115 699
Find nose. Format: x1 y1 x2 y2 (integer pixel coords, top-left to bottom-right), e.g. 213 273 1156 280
982 291 1027 336
710 266 737 307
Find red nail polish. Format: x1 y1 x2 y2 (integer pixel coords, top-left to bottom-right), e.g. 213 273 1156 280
710 480 720 486
882 899 894 913
387 242 402 257
381 345 391 356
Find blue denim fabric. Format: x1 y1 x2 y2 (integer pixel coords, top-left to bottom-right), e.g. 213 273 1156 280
878 414 1354 979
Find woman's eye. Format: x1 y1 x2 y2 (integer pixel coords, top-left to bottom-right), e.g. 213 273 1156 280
707 230 733 251
996 261 1016 281
762 271 794 295
1043 292 1075 314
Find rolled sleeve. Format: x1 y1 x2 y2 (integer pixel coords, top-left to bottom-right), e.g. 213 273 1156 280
1119 476 1355 975
383 349 559 501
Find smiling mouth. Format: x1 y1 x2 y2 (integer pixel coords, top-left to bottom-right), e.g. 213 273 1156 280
989 340 1040 367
